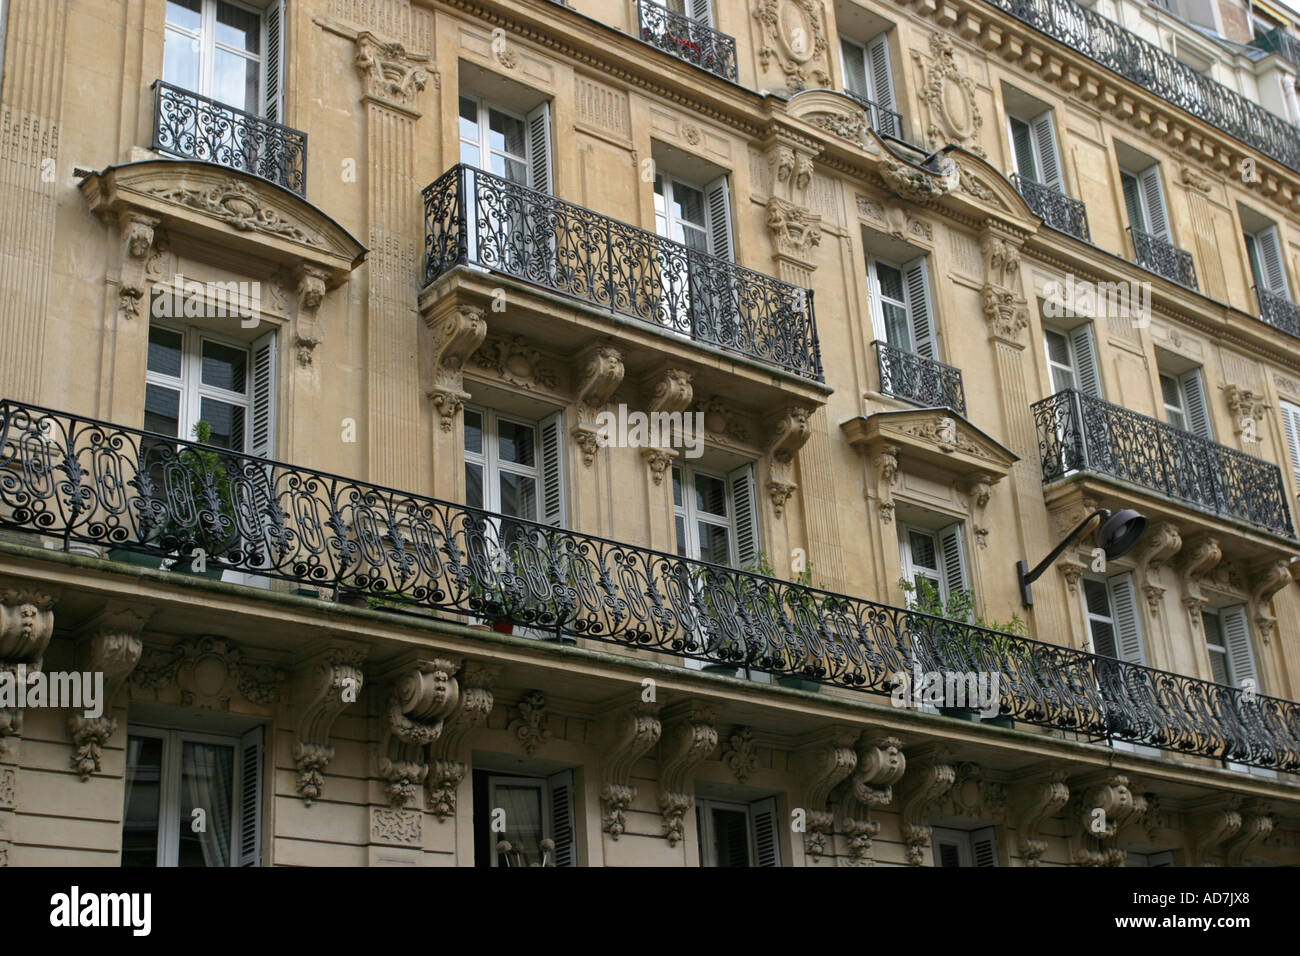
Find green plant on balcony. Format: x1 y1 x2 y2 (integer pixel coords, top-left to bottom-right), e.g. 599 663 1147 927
156 419 234 578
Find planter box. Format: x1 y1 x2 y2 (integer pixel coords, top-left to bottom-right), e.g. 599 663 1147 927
108 548 164 570
776 676 821 692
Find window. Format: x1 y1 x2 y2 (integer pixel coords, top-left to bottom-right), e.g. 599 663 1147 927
866 256 937 359
474 769 576 867
464 407 566 529
145 323 277 456
163 0 283 118
1008 111 1063 190
1043 324 1101 397
1202 605 1259 690
123 725 263 867
652 168 734 334
840 35 898 137
932 826 998 867
1244 224 1291 299
659 0 713 23
1280 400 1300 486
672 463 758 567
1084 573 1145 664
899 523 968 604
458 94 552 193
1159 367 1211 438
1121 164 1171 240
696 797 781 867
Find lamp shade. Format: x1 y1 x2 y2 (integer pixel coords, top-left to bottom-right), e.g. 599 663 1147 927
1099 508 1147 560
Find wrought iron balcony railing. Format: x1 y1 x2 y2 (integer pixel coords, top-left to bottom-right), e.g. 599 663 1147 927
1012 174 1091 243
841 90 905 141
151 80 307 197
2 399 1298 772
1128 226 1198 290
1257 286 1300 339
984 0 1300 172
636 0 738 81
874 340 967 416
1251 26 1300 68
423 164 822 381
1032 389 1296 539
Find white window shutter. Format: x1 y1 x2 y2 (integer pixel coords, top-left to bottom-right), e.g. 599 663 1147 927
250 329 278 459
688 0 712 26
1178 369 1213 440
263 1 286 124
865 34 897 137
1281 401 1300 485
903 258 936 359
1106 572 1146 666
1068 323 1102 398
1256 226 1290 296
1031 112 1062 189
704 175 734 262
938 523 969 601
1009 117 1036 182
525 102 553 195
841 38 868 97
748 797 781 867
1219 604 1259 691
728 463 759 568
1138 165 1170 239
539 410 567 528
237 726 264 867
971 826 999 867
547 769 577 866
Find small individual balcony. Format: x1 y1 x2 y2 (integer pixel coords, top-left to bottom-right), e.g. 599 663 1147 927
874 340 966 417
422 164 823 381
1012 174 1091 243
840 89 904 141
151 80 308 197
1128 226 1198 290
1032 389 1296 539
1251 26 1300 68
635 0 738 81
1256 287 1300 339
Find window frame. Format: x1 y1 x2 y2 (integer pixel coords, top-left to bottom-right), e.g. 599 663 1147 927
695 796 781 867
145 322 255 452
673 462 747 567
931 825 999 867
898 521 968 606
163 0 268 113
463 405 545 520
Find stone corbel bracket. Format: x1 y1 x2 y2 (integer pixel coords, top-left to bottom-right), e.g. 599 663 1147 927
834 735 905 866
571 344 625 467
376 656 461 809
67 605 152 781
428 662 501 821
598 699 661 840
963 473 994 550
897 745 956 866
1181 536 1223 630
0 584 60 755
765 405 813 517
1249 559 1292 645
293 263 330 367
1225 806 1275 866
640 366 694 484
1135 522 1183 616
1069 773 1142 866
116 212 160 321
657 702 718 846
1190 796 1243 866
793 726 858 862
1014 768 1070 867
291 642 368 805
421 300 487 432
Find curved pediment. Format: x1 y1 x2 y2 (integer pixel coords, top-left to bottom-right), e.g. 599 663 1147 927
79 160 366 285
786 89 883 155
936 146 1040 228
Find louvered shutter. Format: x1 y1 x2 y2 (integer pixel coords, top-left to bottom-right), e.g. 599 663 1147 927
903 258 936 360
841 38 868 97
237 726 264 867
1009 117 1036 182
938 523 969 602
547 770 577 866
250 329 278 458
971 826 999 867
748 797 781 867
1178 369 1212 439
1068 323 1102 398
1106 572 1146 665
539 410 566 528
1138 165 1170 240
1281 401 1300 485
1031 112 1062 189
688 0 712 26
1220 604 1259 691
1122 173 1146 233
263 1 285 124
525 102 553 195
866 34 897 137
704 175 734 262
932 828 964 867
1255 226 1290 296
728 463 759 568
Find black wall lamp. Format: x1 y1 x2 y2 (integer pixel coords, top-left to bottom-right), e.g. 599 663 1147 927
1017 508 1147 607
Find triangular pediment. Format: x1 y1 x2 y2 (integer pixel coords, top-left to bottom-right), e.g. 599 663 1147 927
841 407 1018 481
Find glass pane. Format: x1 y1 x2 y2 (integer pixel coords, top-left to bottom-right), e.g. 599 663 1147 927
148 326 184 377
494 782 544 867
1159 374 1182 409
491 155 528 185
876 263 904 303
498 420 535 467
163 27 201 91
464 409 483 455
122 735 164 867
201 340 248 393
672 181 705 227
488 109 526 158
177 740 235 867
166 0 202 31
499 472 538 521
675 515 687 557
694 473 727 517
672 467 683 508
908 530 937 571
1050 365 1076 393
199 397 245 450
698 521 730 565
460 142 481 168
883 301 910 350
145 384 181 438
465 463 484 509
711 808 751 867
215 1 260 54
213 48 259 112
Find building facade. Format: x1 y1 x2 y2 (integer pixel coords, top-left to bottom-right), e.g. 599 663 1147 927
0 0 1299 866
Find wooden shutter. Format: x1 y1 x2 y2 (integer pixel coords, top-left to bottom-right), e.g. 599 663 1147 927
728 463 759 568
1281 401 1300 485
1106 572 1146 665
840 38 868 96
932 827 965 867
704 175 734 262
1178 369 1213 439
263 1 286 124
547 769 577 866
539 410 566 528
1009 116 1036 182
250 329 278 459
688 0 712 26
866 34 897 137
237 726 264 867
971 826 999 867
1121 172 1146 233
938 523 969 601
1068 323 1102 398
903 258 936 359
748 797 781 867
1031 112 1062 189
1220 604 1259 691
1138 165 1170 239
1255 226 1290 296
525 102 553 195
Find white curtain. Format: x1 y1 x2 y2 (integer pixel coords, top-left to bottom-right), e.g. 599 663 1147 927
182 742 234 867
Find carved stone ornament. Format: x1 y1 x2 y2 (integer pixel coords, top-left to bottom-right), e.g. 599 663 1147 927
657 704 719 846
982 286 1029 344
599 702 662 839
1180 165 1214 194
766 197 822 262
67 607 151 781
981 233 1022 290
831 735 904 866
370 806 423 847
1225 808 1275 866
146 180 321 244
508 689 552 757
292 645 366 805
355 32 431 110
1015 770 1070 867
1222 385 1268 440
428 662 500 820
898 747 956 865
1191 797 1243 866
117 213 159 321
646 367 695 416
901 415 979 456
474 334 561 393
883 157 954 201
767 143 815 205
941 762 1008 820
1181 536 1223 627
751 0 831 93
377 658 460 808
722 725 758 782
425 305 487 432
293 264 329 367
964 474 993 549
1071 774 1142 866
794 728 858 861
874 443 899 525
572 344 626 466
129 636 285 710
1251 559 1293 644
641 446 678 486
1136 522 1183 616
914 33 984 154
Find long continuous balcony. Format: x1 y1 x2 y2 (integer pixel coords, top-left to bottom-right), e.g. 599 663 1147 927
1012 174 1091 243
151 80 307 197
841 90 904 140
636 0 738 81
2 399 1297 772
423 164 823 381
874 340 967 416
1257 287 1300 338
1128 226 1198 290
984 0 1300 172
1032 389 1296 539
